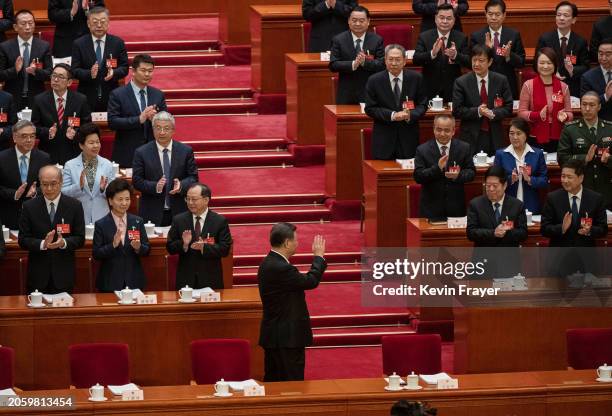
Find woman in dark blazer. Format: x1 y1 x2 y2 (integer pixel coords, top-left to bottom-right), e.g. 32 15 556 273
494 118 549 214
93 178 150 292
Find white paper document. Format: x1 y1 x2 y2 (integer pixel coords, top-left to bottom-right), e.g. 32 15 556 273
419 372 451 384
43 292 74 303
228 379 259 391
192 287 214 298
0 388 16 396
108 383 139 395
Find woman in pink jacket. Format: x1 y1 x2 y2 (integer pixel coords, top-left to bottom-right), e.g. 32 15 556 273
518 47 573 153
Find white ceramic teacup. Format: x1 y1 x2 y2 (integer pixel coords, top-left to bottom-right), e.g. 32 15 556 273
144 222 155 238
89 383 104 400
387 372 401 390
214 379 229 395
18 107 32 121
428 96 443 111
475 151 488 165
85 224 95 239
179 286 193 301
120 287 133 304
597 364 612 380
112 163 120 178
406 371 419 389
2 226 9 241
28 289 43 306
359 102 366 113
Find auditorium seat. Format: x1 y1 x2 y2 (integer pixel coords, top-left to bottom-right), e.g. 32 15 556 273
87 258 100 293
566 328 612 370
416 320 454 342
374 24 414 50
165 254 179 290
382 334 442 375
301 22 311 52
360 128 373 232
0 346 15 389
190 339 251 385
407 184 421 218
69 343 130 388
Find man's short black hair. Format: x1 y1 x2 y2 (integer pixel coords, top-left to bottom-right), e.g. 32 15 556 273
390 400 437 416
351 5 370 18
76 122 101 145
555 1 578 17
485 0 506 13
471 44 494 61
562 159 585 176
187 183 212 199
436 3 455 15
599 38 612 49
485 165 508 184
132 54 155 69
270 222 297 247
53 63 73 79
105 178 133 200
14 9 35 21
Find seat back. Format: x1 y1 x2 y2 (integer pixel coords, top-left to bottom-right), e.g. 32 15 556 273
382 334 442 375
165 254 179 290
567 328 612 369
69 343 130 388
407 185 421 218
88 257 100 292
374 24 414 50
301 22 312 52
190 339 251 385
360 128 373 161
0 346 15 389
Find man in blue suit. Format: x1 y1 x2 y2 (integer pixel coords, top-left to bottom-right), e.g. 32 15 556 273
132 111 198 226
107 54 167 168
580 38 612 121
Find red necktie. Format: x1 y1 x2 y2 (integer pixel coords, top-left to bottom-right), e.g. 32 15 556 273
194 216 201 238
57 97 64 125
493 32 500 50
480 79 489 132
560 36 568 59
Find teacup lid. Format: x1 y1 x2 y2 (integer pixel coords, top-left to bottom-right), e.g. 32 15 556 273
92 383 103 388
183 285 191 290
433 95 442 100
32 289 40 294
389 372 399 378
409 371 416 376
217 378 227 385
476 150 487 156
122 286 132 293
600 363 612 370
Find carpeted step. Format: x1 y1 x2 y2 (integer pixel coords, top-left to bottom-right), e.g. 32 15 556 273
184 138 287 152
233 252 361 267
211 193 325 208
233 263 363 285
125 40 220 52
167 98 258 116
216 205 331 225
312 326 416 347
175 115 285 141
112 17 219 43
128 50 224 66
165 88 253 100
142 66 251 90
311 313 414 328
195 150 294 168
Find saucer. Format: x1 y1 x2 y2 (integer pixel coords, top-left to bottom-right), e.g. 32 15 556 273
474 163 490 167
596 377 612 383
178 298 196 303
428 108 446 112
88 397 108 402
27 303 45 308
384 386 403 392
117 300 135 305
404 385 423 390
213 392 233 397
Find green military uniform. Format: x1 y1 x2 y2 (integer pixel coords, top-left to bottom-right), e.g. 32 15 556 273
558 118 612 208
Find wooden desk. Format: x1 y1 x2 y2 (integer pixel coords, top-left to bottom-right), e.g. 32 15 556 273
251 1 606 96
3 370 612 415
0 289 262 390
1 237 234 296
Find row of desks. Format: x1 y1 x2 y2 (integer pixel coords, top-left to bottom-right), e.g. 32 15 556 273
2 370 611 415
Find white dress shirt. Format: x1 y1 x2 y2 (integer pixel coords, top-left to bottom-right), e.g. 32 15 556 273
388 71 404 121
156 140 173 177
491 195 505 220
193 209 209 234
18 36 34 59
41 194 67 250
557 29 572 46
92 34 107 59
351 32 366 71
489 27 503 44
53 90 68 112
568 187 583 212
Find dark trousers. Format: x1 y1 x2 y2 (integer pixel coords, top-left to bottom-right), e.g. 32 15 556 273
264 347 306 382
477 129 496 156
528 137 558 153
161 209 172 227
28 274 72 295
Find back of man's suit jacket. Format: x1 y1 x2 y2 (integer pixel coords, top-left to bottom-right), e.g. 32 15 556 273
302 0 356 52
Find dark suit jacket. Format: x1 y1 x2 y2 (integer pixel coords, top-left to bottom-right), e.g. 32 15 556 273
258 251 327 348
71 33 129 111
365 69 428 159
452 71 513 154
467 194 528 247
18 194 85 292
414 139 475 219
412 0 468 33
302 0 356 52
580 67 612 122
413 28 470 102
0 37 52 109
48 0 106 58
131 140 198 225
92 212 150 292
0 89 17 150
0 1 14 43
329 30 385 104
0 217 5 258
166 210 232 290
0 147 51 230
536 30 589 97
469 26 526 99
107 83 167 167
541 188 608 247
32 89 92 165
590 16 612 62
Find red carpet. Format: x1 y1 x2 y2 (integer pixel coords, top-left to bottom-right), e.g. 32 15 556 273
175 115 286 141
130 66 251 90
112 18 219 42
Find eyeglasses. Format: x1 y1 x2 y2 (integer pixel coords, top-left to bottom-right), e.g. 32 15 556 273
90 19 108 25
51 74 68 81
154 126 173 132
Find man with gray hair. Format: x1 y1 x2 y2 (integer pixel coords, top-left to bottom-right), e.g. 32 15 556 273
364 44 428 159
18 164 85 293
132 111 198 226
71 6 129 111
0 120 51 230
48 0 106 58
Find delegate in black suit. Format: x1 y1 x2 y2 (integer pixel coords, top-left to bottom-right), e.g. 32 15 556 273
452 71 513 155
32 90 92 165
536 30 589 98
413 28 470 102
166 210 232 290
47 0 106 58
412 0 468 33
132 140 198 225
469 26 526 99
414 138 475 219
541 187 608 247
302 0 356 53
258 251 327 381
0 37 52 110
364 69 428 159
0 217 5 258
0 90 17 150
18 194 85 293
0 1 14 43
467 194 528 247
580 67 612 121
329 30 385 104
0 147 51 230
92 212 150 292
589 15 612 63
107 84 167 167
71 33 129 111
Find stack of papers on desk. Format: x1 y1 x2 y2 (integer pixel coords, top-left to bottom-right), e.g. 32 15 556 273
419 372 451 384
228 379 259 391
0 388 16 396
43 293 73 303
108 383 139 395
192 287 214 298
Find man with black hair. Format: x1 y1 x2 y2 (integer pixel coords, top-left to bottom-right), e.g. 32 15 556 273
589 0 612 62
391 400 437 416
258 222 326 381
412 0 468 33
580 38 612 121
48 0 106 58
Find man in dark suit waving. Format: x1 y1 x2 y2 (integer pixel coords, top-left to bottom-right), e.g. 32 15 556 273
48 0 106 58
329 6 384 104
71 6 129 111
108 54 167 167
166 183 232 290
453 44 513 156
132 111 198 226
469 0 525 99
365 44 428 159
258 222 326 382
580 38 612 121
302 0 357 53
18 165 85 293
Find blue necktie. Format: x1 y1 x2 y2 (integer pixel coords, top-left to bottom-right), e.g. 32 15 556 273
571 196 579 228
162 148 171 208
49 202 56 223
494 202 501 224
139 89 147 112
22 42 30 96
19 154 28 184
95 39 102 64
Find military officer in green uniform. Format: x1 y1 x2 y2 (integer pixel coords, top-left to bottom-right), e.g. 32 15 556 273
558 91 612 209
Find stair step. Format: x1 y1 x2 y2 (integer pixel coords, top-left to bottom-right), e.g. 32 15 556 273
125 40 220 52
183 138 287 152
312 326 416 347
195 150 294 168
167 99 258 116
216 205 331 225
210 193 325 208
128 50 225 66
164 88 253 100
233 263 363 285
311 313 414 328
233 251 361 267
